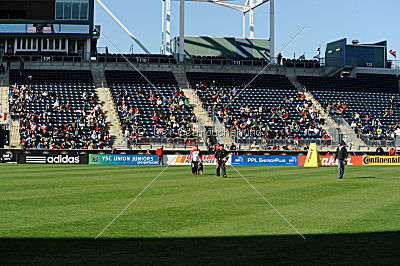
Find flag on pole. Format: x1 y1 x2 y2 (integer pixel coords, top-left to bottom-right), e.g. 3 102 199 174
298 54 305 60
0 113 8 122
389 50 397 58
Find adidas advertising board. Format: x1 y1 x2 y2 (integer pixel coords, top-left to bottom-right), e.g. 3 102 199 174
19 154 88 164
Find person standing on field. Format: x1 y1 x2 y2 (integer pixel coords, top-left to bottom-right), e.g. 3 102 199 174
156 146 163 165
334 143 348 179
375 145 384 155
215 144 229 178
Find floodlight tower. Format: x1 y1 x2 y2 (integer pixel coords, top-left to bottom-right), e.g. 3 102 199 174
162 0 275 62
249 0 255 38
96 0 151 54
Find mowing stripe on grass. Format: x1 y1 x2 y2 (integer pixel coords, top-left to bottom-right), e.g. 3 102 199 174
94 160 173 239
231 165 306 239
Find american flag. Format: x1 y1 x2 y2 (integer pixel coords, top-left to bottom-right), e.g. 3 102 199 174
0 113 8 121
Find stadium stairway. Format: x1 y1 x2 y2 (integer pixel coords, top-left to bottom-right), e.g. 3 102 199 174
91 70 126 149
9 119 20 148
173 67 220 145
0 70 19 148
95 87 127 150
91 70 109 89
1 67 9 86
288 75 366 150
0 69 9 114
181 84 233 146
0 83 8 114
180 87 213 146
172 66 189 90
182 87 233 146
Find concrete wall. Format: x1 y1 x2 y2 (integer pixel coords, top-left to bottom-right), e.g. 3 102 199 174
18 61 324 77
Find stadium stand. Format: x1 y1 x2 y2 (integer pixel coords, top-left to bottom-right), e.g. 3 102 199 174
298 74 400 144
187 72 331 149
105 71 197 147
8 70 111 149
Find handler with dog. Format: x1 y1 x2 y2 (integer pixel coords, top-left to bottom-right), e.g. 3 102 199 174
190 146 203 175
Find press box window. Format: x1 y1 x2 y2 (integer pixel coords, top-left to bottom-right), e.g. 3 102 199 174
55 0 90 21
56 3 64 19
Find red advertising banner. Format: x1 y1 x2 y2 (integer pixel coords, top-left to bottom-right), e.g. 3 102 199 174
299 155 363 166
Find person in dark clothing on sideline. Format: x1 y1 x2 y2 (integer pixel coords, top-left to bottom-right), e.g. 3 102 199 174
6 56 11 70
277 53 283 65
230 143 237 155
19 57 24 71
0 63 5 75
375 145 384 155
334 143 348 179
215 144 229 178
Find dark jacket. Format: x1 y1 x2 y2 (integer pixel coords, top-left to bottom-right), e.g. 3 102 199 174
376 147 384 155
334 146 348 161
215 149 229 162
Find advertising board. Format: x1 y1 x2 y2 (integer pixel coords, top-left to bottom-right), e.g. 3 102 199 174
231 155 298 166
362 156 400 165
298 155 363 166
19 154 88 164
166 155 231 165
0 150 17 164
89 154 158 165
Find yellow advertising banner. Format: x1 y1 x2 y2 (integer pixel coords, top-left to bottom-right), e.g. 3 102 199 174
304 143 322 168
362 156 400 165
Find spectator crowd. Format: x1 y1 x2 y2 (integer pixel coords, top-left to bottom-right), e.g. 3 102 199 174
114 87 197 146
324 96 400 141
8 83 111 149
194 82 330 150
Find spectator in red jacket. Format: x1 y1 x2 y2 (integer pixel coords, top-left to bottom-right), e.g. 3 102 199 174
156 147 164 165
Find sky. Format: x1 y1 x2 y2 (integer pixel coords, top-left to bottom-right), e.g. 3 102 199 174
94 0 400 60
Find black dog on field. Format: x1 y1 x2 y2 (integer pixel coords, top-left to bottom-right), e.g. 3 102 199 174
197 161 204 175
191 161 204 175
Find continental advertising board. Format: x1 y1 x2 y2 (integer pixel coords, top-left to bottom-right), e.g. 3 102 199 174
89 154 158 165
362 156 400 165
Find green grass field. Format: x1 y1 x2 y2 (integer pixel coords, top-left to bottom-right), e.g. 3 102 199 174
1 164 400 265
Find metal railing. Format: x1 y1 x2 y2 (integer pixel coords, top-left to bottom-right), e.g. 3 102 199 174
330 115 400 149
282 59 323 69
359 136 396 148
187 57 269 67
5 54 88 63
6 53 399 73
96 54 177 64
211 116 233 145
236 138 334 149
330 115 363 147
197 118 208 144
127 137 200 149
